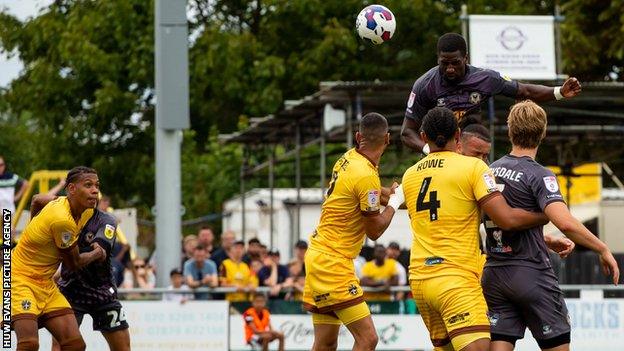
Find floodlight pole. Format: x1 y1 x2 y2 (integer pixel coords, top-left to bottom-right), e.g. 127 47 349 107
154 0 189 287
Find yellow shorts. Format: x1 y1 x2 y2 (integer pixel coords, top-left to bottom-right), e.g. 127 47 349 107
312 301 371 326
303 249 363 314
410 274 490 351
10 273 73 324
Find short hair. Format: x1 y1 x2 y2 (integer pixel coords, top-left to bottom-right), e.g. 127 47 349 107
421 107 458 148
252 292 267 300
170 268 183 277
199 225 213 232
461 123 491 143
437 33 467 56
507 100 547 149
295 240 308 250
233 240 245 247
248 238 261 245
66 166 97 188
195 244 207 251
359 112 388 147
388 242 400 250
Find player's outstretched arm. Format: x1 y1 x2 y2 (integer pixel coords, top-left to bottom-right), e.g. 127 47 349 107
401 117 427 153
480 193 549 231
544 201 620 285
516 77 582 102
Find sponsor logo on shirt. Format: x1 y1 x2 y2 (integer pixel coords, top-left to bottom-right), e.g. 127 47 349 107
470 92 481 104
313 292 329 303
61 232 72 248
424 257 444 266
543 176 559 193
104 224 115 240
367 190 380 211
483 173 498 193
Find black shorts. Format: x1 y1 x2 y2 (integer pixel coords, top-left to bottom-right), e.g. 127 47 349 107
481 265 570 343
72 301 129 333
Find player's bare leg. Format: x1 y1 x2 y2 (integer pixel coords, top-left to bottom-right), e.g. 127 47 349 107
103 329 132 351
13 318 40 351
489 341 514 351
44 314 86 351
311 324 340 351
344 315 378 351
459 338 489 351
51 337 61 351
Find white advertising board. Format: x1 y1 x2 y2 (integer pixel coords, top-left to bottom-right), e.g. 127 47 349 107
469 15 557 80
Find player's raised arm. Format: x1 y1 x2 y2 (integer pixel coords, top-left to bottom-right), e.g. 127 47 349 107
401 117 427 152
544 202 620 285
480 194 549 231
362 184 403 240
516 77 582 102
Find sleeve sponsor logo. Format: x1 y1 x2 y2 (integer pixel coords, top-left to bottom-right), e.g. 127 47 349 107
60 231 72 248
483 172 498 193
104 224 115 240
367 190 380 210
543 176 559 193
407 92 416 108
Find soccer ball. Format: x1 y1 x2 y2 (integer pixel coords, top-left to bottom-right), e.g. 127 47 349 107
355 5 396 45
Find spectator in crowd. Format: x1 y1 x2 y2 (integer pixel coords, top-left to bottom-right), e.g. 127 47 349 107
249 258 263 288
258 249 292 299
244 237 263 263
220 240 257 301
360 244 399 301
181 234 199 268
197 226 215 253
183 244 218 300
163 268 194 303
243 293 285 351
387 242 408 300
285 259 305 301
293 240 307 275
212 230 236 268
0 155 29 229
122 257 156 289
259 244 269 261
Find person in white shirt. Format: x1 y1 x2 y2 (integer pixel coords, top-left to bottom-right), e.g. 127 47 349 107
162 268 194 303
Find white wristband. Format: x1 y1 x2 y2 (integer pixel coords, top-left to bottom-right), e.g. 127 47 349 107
386 185 404 210
554 86 564 100
422 143 430 155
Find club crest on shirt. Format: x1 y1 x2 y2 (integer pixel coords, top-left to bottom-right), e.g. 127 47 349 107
543 176 559 193
367 190 380 211
470 92 481 104
22 300 31 311
104 224 115 240
348 284 359 295
85 232 95 242
436 98 445 107
407 92 416 108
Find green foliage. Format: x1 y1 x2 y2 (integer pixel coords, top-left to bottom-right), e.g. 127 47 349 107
0 0 622 222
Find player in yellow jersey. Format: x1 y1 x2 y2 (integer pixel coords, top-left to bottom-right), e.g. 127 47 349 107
10 166 106 351
402 108 549 351
303 112 405 351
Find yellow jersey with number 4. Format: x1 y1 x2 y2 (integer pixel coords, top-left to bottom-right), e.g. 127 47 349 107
309 148 381 260
402 151 498 280
12 196 93 281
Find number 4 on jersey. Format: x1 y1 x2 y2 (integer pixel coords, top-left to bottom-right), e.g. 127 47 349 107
417 177 441 221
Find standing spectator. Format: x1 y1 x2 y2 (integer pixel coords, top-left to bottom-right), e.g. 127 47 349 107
183 245 218 300
243 293 285 351
0 155 29 222
181 234 199 268
360 244 399 301
220 240 257 301
197 226 215 253
244 238 262 263
286 259 305 301
249 258 263 288
212 230 236 269
293 240 307 276
163 268 194 303
257 249 291 299
387 242 408 300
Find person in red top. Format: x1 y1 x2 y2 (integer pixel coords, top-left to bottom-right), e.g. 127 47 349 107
243 293 285 351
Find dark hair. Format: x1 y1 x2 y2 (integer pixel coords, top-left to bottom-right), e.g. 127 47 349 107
170 268 183 277
233 240 245 247
461 123 491 143
195 244 207 251
65 166 97 188
252 292 267 300
199 225 213 231
359 112 389 146
374 244 386 250
248 238 261 245
295 240 308 250
388 241 400 250
437 33 467 56
421 107 458 148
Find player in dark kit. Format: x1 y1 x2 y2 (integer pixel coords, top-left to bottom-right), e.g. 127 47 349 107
481 101 619 351
31 195 131 351
401 33 582 154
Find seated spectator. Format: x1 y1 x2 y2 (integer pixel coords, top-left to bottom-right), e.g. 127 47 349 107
387 241 408 300
183 245 218 300
360 244 398 301
197 226 215 254
220 240 257 301
257 249 291 299
285 259 304 301
163 268 194 303
181 234 199 268
244 238 262 264
212 230 236 269
243 293 285 351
